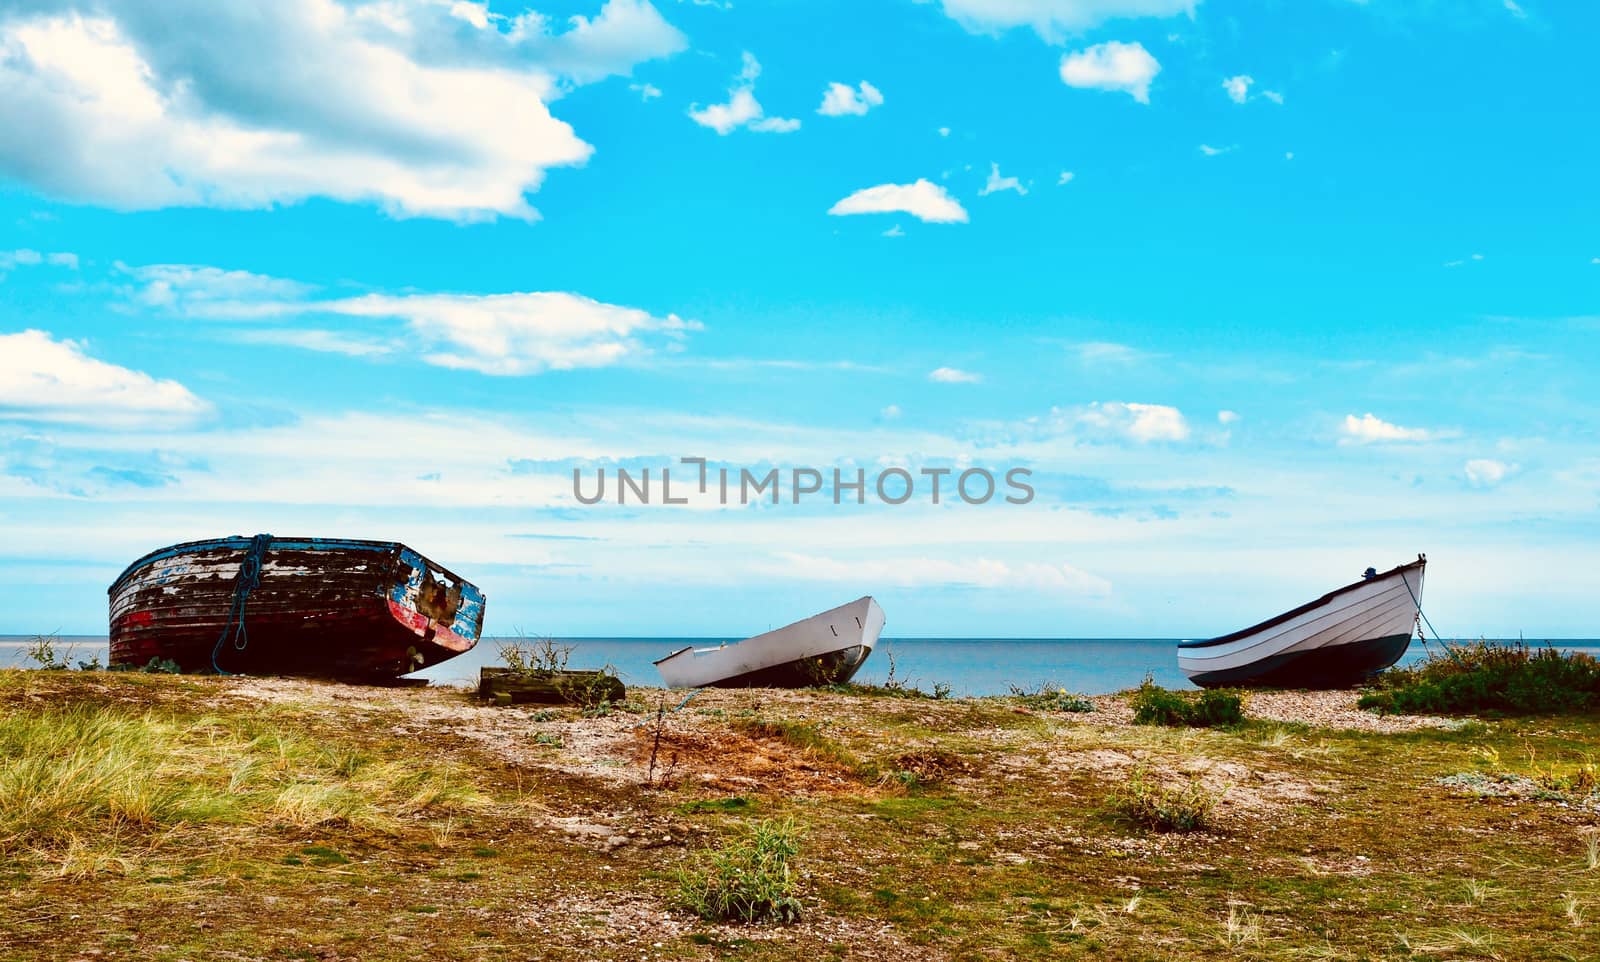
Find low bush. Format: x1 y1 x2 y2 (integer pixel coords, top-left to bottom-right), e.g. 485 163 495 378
1359 641 1600 716
1108 767 1218 832
1010 684 1095 713
676 819 804 924
1129 679 1245 728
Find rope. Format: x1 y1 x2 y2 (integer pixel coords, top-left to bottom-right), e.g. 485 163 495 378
1400 568 1463 667
631 686 704 728
211 533 272 675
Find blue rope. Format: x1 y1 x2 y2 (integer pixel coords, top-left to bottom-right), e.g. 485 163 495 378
211 533 272 675
632 686 704 728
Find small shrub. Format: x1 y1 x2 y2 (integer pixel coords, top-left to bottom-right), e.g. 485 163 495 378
1011 684 1095 714
1359 641 1600 716
23 633 70 671
1130 679 1244 728
676 819 804 924
1108 767 1218 832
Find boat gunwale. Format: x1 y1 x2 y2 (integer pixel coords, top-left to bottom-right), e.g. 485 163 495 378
107 536 480 599
1177 558 1425 651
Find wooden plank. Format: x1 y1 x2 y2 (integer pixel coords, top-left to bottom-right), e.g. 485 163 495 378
478 667 625 705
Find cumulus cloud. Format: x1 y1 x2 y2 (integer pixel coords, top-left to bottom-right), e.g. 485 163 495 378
1077 401 1188 442
935 0 1196 43
0 329 209 426
1058 170 1076 185
1217 410 1240 425
1222 74 1281 105
817 80 883 116
1198 144 1236 156
1339 413 1445 444
1465 458 1517 487
1059 41 1160 103
0 1 686 220
688 51 799 134
928 367 982 384
121 263 700 376
828 180 969 223
979 163 1027 196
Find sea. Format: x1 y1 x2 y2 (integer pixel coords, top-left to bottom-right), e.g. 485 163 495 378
4 635 1599 696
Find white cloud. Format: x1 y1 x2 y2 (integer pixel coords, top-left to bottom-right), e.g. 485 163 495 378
1339 413 1444 444
772 552 1112 595
936 0 1196 43
0 1 687 221
929 366 982 384
828 180 969 223
1444 253 1485 268
817 80 883 117
1466 458 1517 487
630 82 663 100
1504 0 1527 18
0 329 209 426
1077 401 1189 442
938 126 951 137
1261 89 1284 104
1 248 79 271
979 162 1027 196
1069 341 1147 364
882 224 906 238
231 328 395 358
321 291 699 375
689 51 799 134
122 263 700 376
880 404 902 419
1059 41 1160 103
1199 144 1236 156
1058 170 1076 185
1222 74 1252 103
1217 410 1240 425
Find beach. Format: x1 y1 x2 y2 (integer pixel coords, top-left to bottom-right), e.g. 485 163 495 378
4 669 1597 960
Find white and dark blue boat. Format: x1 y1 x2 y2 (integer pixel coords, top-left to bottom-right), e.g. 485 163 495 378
1178 556 1426 689
656 596 885 688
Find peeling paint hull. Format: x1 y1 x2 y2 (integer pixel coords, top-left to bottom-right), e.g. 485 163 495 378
108 537 486 679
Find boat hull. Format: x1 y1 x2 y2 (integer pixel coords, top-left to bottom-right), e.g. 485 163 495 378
656 596 884 689
1178 558 1425 689
108 536 486 679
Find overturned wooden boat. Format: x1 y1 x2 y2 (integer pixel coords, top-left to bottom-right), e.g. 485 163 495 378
655 596 885 688
1178 555 1426 689
108 535 486 679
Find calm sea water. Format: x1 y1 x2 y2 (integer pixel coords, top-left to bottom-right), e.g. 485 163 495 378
4 635 1599 695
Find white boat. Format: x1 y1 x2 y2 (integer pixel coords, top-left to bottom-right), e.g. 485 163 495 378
1178 556 1426 688
655 596 885 689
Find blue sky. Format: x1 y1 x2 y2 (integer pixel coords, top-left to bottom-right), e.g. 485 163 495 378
1 0 1597 639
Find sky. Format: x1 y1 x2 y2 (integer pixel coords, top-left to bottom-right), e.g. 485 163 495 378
1 0 1597 640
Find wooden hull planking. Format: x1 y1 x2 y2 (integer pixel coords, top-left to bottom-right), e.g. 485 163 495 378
108 537 485 678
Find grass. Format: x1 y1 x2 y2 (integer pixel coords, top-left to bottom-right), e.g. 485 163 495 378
0 702 479 858
1106 766 1219 832
5 669 1600 961
1010 684 1095 713
1359 639 1600 715
676 819 804 924
1129 679 1245 728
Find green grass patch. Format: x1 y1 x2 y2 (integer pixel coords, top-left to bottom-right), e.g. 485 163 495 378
676 818 804 925
1360 640 1600 715
0 703 479 864
1106 767 1218 832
